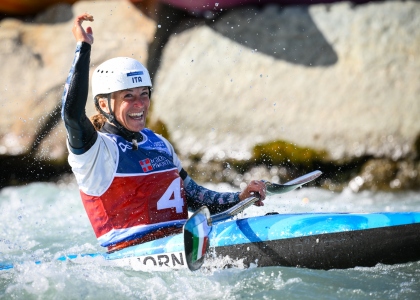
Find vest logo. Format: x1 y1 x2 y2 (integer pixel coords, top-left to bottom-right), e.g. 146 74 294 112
154 141 165 148
140 158 153 172
118 141 133 152
151 156 171 169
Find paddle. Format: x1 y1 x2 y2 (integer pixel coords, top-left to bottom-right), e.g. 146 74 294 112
183 170 322 271
264 170 322 195
183 206 212 271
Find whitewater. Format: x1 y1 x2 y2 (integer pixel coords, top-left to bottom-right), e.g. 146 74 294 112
1 178 419 299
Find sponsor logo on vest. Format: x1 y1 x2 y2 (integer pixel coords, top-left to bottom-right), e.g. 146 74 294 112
153 141 166 148
150 156 172 169
139 156 171 171
140 158 153 172
137 252 185 268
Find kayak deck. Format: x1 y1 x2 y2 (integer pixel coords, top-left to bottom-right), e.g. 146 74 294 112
106 212 420 270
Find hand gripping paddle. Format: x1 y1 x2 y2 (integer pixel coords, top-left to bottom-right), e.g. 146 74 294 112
183 170 322 271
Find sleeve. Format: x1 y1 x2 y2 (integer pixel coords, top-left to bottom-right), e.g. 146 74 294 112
183 177 240 214
61 41 98 154
157 134 241 214
68 132 118 196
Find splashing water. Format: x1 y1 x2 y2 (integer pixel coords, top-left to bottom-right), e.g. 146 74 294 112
1 180 419 299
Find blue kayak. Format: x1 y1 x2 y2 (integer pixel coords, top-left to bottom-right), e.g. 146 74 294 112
3 171 418 271
103 211 420 270
1 211 419 271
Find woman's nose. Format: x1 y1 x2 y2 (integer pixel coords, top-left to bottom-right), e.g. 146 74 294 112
133 95 145 106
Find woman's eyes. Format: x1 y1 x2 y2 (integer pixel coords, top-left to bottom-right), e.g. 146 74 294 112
123 92 149 99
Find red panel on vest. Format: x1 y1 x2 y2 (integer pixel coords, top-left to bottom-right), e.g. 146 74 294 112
80 169 187 238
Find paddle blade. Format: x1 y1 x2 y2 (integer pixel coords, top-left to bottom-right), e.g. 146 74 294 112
265 170 322 195
183 206 212 271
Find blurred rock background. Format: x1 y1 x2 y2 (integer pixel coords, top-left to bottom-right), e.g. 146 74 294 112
0 0 419 192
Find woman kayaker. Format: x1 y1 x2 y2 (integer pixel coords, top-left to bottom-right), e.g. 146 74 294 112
62 13 266 252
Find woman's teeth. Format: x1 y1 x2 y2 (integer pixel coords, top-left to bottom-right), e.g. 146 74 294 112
129 112 144 119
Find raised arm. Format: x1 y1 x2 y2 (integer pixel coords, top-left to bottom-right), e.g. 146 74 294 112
61 14 97 154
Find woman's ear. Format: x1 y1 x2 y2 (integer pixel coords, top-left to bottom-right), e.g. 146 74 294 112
98 97 110 114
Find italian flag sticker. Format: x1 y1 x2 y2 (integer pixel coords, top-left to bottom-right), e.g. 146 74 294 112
192 222 209 261
184 207 212 271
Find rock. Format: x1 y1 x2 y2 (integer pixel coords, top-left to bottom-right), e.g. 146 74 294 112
153 1 420 162
348 158 420 192
0 1 156 156
0 0 419 191
159 0 372 14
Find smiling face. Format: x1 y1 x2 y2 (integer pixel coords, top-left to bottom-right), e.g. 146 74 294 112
99 87 150 132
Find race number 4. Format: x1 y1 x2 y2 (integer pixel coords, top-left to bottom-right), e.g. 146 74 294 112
157 177 184 213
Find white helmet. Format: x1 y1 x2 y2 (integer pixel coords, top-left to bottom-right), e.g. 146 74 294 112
92 57 152 99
